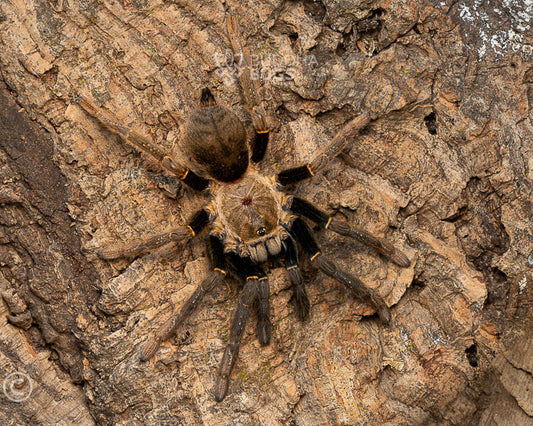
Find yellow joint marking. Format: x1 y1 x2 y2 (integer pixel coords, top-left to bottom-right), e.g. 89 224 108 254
310 251 321 262
180 168 190 181
286 265 298 271
306 164 315 176
246 276 259 281
214 268 227 275
325 217 333 229
186 225 196 237
258 276 268 281
256 129 269 134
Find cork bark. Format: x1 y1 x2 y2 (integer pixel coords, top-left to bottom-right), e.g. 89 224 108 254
0 0 532 424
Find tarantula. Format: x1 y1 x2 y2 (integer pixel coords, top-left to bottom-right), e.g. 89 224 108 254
74 16 410 402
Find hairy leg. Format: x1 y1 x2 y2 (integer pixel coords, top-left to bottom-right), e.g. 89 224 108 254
283 235 310 321
289 217 392 324
226 15 270 163
278 113 371 185
98 208 210 259
140 235 226 361
256 276 271 345
227 253 271 345
289 196 410 267
73 95 208 190
214 275 259 402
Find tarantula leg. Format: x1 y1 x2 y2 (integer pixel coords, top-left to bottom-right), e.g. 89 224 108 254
73 95 208 191
74 95 167 159
226 15 261 112
161 158 209 191
278 113 371 185
140 270 225 361
140 236 226 361
226 15 270 163
256 276 271 345
98 208 209 259
227 254 271 345
289 218 391 324
289 197 410 267
215 276 259 402
283 235 310 321
250 109 269 163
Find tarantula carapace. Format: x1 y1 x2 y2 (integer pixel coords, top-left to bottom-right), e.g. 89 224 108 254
74 16 410 402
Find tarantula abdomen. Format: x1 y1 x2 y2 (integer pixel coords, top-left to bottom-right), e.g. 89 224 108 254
185 91 249 183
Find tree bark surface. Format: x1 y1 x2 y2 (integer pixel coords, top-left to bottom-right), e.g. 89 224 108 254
0 1 532 425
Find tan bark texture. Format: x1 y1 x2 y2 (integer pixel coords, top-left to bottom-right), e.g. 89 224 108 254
0 0 532 424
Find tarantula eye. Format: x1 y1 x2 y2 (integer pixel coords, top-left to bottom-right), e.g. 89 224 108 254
256 227 266 236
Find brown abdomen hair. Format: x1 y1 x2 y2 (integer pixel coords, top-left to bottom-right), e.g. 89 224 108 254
185 105 249 182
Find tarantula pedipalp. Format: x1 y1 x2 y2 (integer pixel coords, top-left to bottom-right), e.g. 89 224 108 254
74 15 410 402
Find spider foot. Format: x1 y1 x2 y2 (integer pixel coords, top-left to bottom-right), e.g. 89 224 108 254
97 247 125 260
96 243 146 260
367 291 392 324
257 320 271 346
294 289 310 322
377 304 392 324
215 342 240 402
140 337 161 362
72 94 99 116
370 236 410 268
389 248 411 268
214 376 230 402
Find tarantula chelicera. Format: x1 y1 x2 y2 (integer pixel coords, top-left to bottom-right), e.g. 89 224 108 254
74 16 410 402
